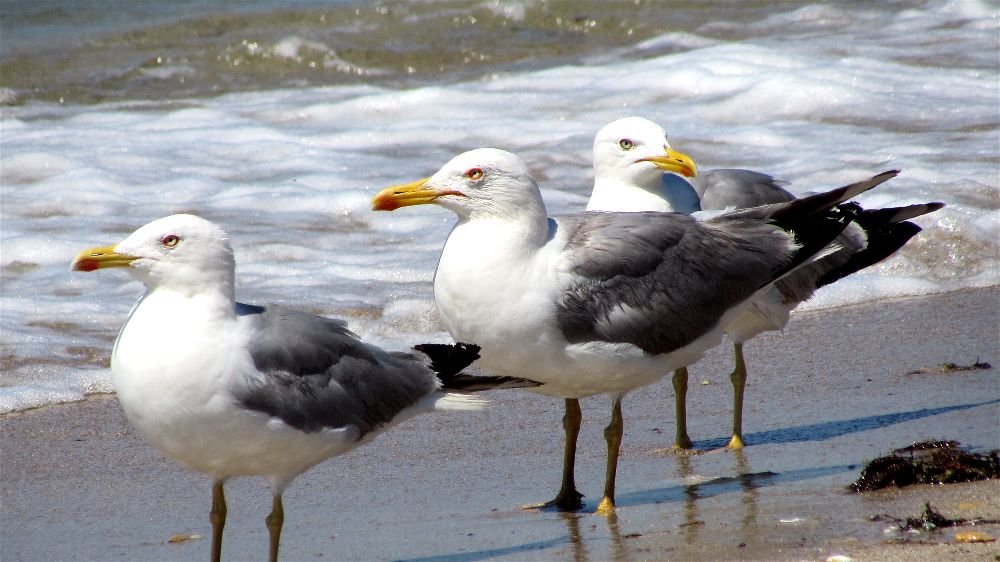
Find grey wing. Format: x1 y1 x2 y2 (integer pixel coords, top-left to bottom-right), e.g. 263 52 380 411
554 213 798 354
233 304 438 435
693 169 795 210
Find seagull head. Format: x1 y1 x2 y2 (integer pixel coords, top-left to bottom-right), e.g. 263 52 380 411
593 116 698 187
72 214 235 296
371 148 547 222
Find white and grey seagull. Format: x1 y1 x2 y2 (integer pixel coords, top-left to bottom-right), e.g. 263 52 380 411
71 213 537 562
589 116 944 450
371 147 899 514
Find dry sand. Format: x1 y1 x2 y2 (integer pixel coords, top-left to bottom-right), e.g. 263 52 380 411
2 287 998 561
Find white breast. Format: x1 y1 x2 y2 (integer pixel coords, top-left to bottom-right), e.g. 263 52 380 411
111 289 357 484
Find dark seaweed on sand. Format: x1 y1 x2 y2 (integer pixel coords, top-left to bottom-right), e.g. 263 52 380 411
850 440 1000 492
871 502 1000 532
906 359 992 374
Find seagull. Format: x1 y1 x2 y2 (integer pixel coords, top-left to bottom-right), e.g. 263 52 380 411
371 147 899 514
589 116 944 450
71 213 537 562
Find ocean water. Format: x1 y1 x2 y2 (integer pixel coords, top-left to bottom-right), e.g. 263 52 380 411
1 0 997 414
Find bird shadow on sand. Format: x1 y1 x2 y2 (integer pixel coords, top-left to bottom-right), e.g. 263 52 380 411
394 399 999 562
691 398 1000 450
394 537 571 562
613 463 846 509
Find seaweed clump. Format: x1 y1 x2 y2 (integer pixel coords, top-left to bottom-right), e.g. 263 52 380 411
850 440 1000 492
871 502 1000 533
907 359 992 374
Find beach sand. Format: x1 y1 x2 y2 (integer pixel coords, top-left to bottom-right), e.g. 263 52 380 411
2 287 998 561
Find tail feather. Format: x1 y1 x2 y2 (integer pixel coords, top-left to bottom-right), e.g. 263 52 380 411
430 393 489 411
413 342 541 392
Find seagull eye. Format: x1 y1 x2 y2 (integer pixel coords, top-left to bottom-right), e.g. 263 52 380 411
618 139 635 151
161 234 180 248
465 167 484 181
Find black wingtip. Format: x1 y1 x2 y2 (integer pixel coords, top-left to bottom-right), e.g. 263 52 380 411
816 220 924 288
415 341 542 392
438 373 543 392
808 199 942 289
857 201 945 226
867 169 902 185
769 170 901 226
413 342 481 379
764 202 856 288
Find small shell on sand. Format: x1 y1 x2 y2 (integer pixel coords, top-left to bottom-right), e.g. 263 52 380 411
954 531 995 543
166 533 203 544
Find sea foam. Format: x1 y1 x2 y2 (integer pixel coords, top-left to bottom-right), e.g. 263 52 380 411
1 0 996 413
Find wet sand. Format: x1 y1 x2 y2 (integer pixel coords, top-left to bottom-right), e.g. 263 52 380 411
2 287 998 561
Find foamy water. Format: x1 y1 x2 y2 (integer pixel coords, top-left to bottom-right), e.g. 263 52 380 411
1 0 997 413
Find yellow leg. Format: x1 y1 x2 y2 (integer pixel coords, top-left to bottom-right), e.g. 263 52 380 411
266 494 284 562
672 367 693 450
727 342 747 450
596 397 623 516
522 398 584 511
209 481 226 562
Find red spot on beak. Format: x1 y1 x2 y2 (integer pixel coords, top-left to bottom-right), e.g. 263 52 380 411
74 259 100 272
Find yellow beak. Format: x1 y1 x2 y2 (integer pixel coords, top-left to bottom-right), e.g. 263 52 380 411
371 178 465 211
637 148 698 177
71 245 136 272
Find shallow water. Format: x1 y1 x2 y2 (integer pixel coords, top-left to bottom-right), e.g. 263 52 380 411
1 0 823 105
1 0 998 412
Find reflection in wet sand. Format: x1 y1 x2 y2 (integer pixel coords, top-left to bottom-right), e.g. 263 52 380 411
559 512 587 562
556 510 628 562
733 450 759 548
671 449 771 549
551 452 773 560
606 512 627 561
675 454 703 546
